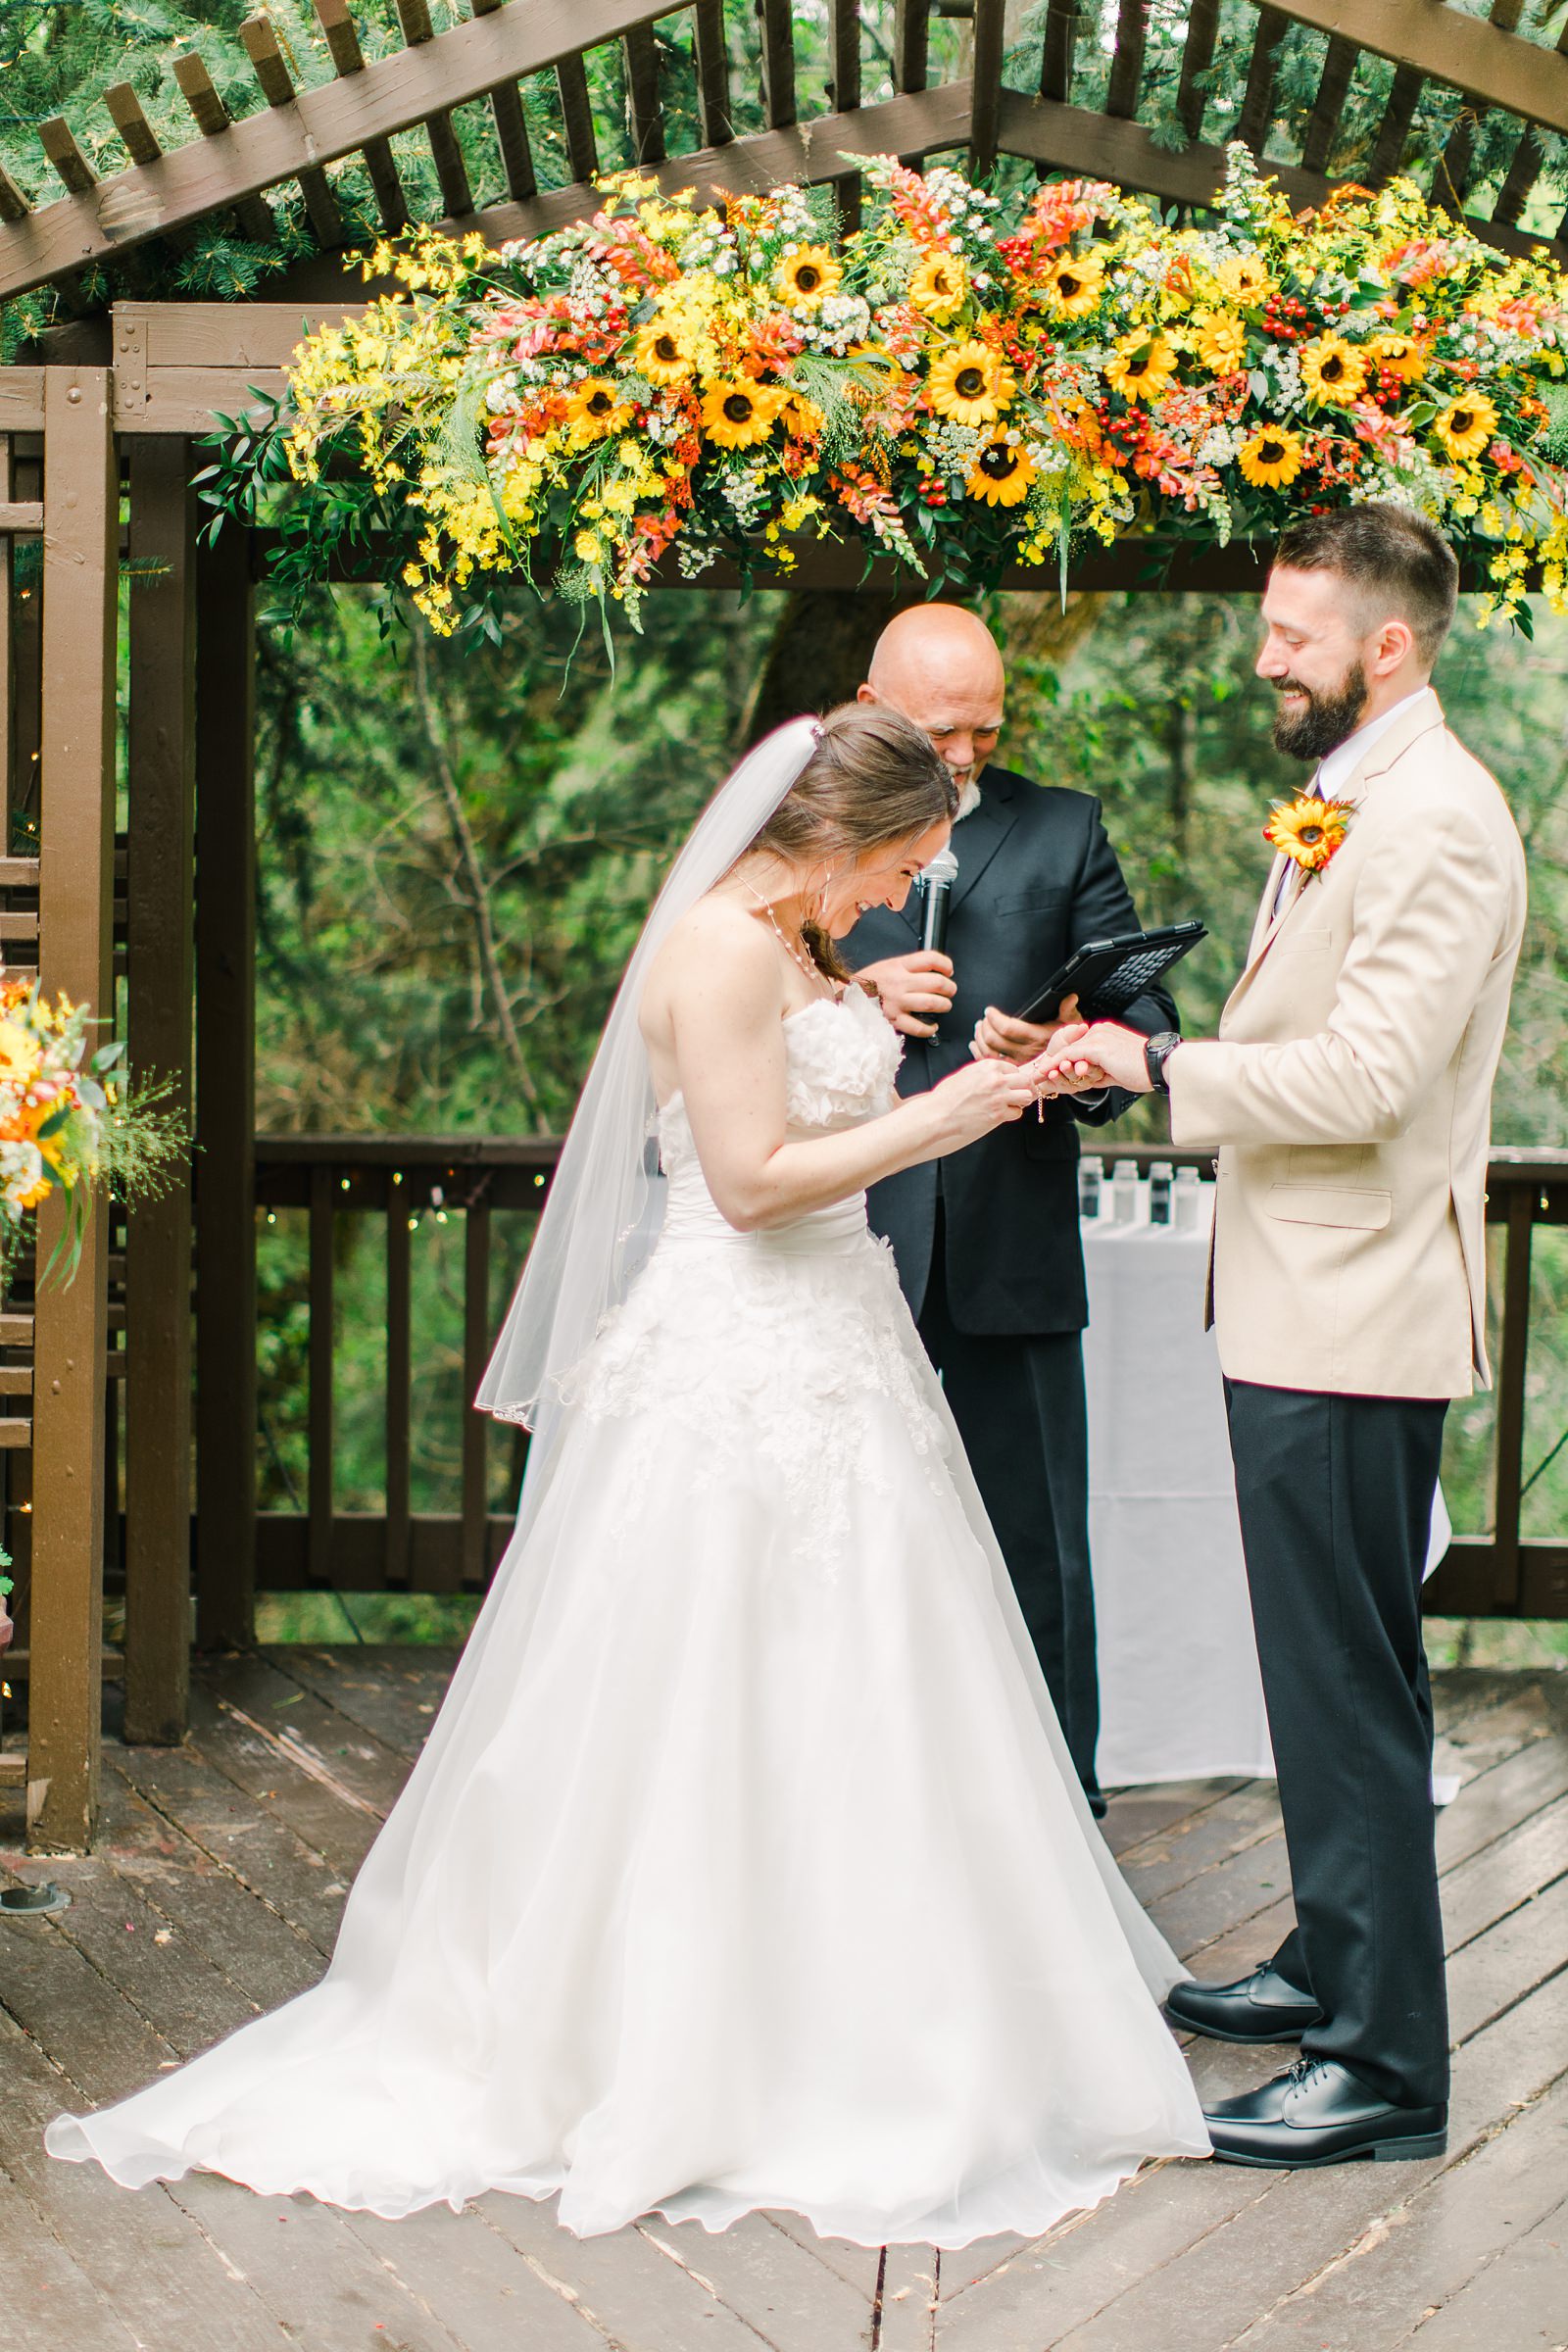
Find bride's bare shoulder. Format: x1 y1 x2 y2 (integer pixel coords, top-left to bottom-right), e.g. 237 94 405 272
642 895 781 1034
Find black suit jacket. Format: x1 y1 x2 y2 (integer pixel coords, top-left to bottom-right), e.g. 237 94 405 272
843 763 1177 1337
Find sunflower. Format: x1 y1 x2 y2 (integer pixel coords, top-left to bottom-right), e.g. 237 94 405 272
780 391 826 440
1263 793 1354 873
908 251 967 320
927 339 1014 426
701 378 783 449
634 319 694 386
966 436 1038 508
1367 331 1424 382
1045 250 1104 316
1299 335 1367 407
776 245 842 307
1238 425 1304 488
1192 310 1248 373
564 377 632 440
1435 391 1499 464
1215 253 1272 307
1103 332 1179 404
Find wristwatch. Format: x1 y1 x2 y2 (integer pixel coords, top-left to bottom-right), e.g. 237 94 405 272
1143 1031 1182 1094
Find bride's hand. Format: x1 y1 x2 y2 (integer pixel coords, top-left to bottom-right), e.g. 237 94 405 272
926 1055 1051 1151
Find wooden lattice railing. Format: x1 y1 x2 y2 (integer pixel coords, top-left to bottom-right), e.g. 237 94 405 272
243 1133 1568 1621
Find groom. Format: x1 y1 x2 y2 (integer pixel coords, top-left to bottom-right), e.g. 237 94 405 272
1044 505 1526 2166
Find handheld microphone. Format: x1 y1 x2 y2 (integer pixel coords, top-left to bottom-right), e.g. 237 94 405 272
918 848 959 956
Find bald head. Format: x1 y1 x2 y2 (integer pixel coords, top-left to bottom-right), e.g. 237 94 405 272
859 604 1005 793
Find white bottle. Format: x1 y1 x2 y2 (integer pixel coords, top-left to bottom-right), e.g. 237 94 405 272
1149 1160 1173 1226
1078 1154 1103 1219
1111 1158 1139 1226
1173 1163 1202 1233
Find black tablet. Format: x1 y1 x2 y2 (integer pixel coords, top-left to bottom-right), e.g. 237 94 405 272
1015 921 1207 1025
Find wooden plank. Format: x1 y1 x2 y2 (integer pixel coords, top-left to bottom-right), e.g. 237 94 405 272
1299 32 1359 171
386 1190 412 1589
1104 0 1149 120
311 0 412 233
553 50 601 183
993 90 1558 264
393 0 476 217
1233 6 1288 151
1401 2193 1568 2349
0 436 12 857
481 2200 808 2352
341 2202 614 2351
759 0 797 126
171 54 278 245
199 1646 411 1816
255 1642 456 1760
307 1160 335 1593
624 20 666 164
970 0 1005 177
0 499 43 533
28 368 117 1856
470 0 539 200
105 81 166 172
1436 0 1526 213
123 438 195 1748
193 524 258 1650
1369 58 1427 182
238 18 347 247
1264 0 1568 138
1492 1182 1533 1610
0 163 32 222
877 2243 939 2348
0 371 47 431
893 0 928 96
0 2151 142 2352
255 1507 513 1592
695 0 735 145
1041 0 1079 103
181 1679 383 1882
38 118 97 198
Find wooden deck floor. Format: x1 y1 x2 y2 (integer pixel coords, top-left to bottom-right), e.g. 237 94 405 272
2 1651 1565 2352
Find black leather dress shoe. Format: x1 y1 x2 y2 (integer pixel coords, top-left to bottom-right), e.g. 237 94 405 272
1163 1963 1324 2044
1203 2058 1447 2168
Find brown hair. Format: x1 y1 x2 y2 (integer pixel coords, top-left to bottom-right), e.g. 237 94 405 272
1273 503 1459 664
742 703 957 981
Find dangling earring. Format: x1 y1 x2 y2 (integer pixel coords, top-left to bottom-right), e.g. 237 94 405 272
810 866 835 930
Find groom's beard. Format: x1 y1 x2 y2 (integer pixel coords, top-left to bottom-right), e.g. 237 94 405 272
1271 660 1369 762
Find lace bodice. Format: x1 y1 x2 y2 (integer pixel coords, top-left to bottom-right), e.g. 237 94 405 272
564 986 948 1561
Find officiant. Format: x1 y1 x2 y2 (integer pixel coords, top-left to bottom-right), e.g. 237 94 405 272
845 604 1177 1816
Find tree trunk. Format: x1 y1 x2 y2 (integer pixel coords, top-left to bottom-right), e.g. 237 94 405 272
741 587 923 748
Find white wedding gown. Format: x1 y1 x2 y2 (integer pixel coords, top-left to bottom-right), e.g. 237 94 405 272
47 987 1207 2244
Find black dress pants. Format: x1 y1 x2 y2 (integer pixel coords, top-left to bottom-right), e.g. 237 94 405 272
917 1210 1102 1807
1224 1379 1449 2109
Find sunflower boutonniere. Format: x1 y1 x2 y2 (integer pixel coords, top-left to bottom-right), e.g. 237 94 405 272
1262 792 1355 879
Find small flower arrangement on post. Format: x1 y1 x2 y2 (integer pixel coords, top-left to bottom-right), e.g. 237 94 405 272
0 971 188 1294
222 145 1568 638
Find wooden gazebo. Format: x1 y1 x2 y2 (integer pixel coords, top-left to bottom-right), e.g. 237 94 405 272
5 0 1568 1851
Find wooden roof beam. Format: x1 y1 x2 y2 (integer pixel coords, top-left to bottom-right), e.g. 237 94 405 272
1257 0 1568 139
39 118 98 198
393 0 476 216
828 0 858 119
760 0 798 128
552 53 601 182
1367 60 1424 181
172 55 278 243
469 0 538 201
1040 0 1078 104
1435 0 1525 215
623 21 666 165
0 0 737 299
312 0 411 232
969 0 1004 176
0 165 34 224
1233 8 1288 152
994 86 1559 262
239 17 347 246
1105 0 1149 122
1176 0 1219 140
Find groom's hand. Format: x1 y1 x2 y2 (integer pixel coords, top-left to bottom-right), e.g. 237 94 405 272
856 952 956 1038
1042 1020 1151 1095
970 995 1081 1064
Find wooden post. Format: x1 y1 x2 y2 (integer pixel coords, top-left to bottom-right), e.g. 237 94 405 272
385 1180 412 1590
123 438 195 1740
28 368 117 1852
461 1193 491 1590
308 1161 335 1590
193 523 257 1648
1491 1184 1534 1612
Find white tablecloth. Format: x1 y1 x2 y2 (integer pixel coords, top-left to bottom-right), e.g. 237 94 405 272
1081 1180 1451 1788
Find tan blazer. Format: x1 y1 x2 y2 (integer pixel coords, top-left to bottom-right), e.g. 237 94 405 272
1167 688 1526 1399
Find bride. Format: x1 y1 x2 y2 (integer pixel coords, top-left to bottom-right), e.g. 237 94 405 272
47 705 1207 2246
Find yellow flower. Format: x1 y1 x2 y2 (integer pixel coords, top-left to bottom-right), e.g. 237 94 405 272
927 340 1014 426
1215 253 1272 306
1192 310 1248 373
574 529 606 564
1263 793 1354 872
0 1018 41 1085
1300 335 1367 407
776 246 842 307
1104 332 1179 403
908 252 967 320
1366 332 1424 382
565 378 632 441
1435 392 1499 464
966 437 1037 508
780 392 826 440
1238 425 1304 488
634 320 694 385
700 379 782 450
1044 250 1104 316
